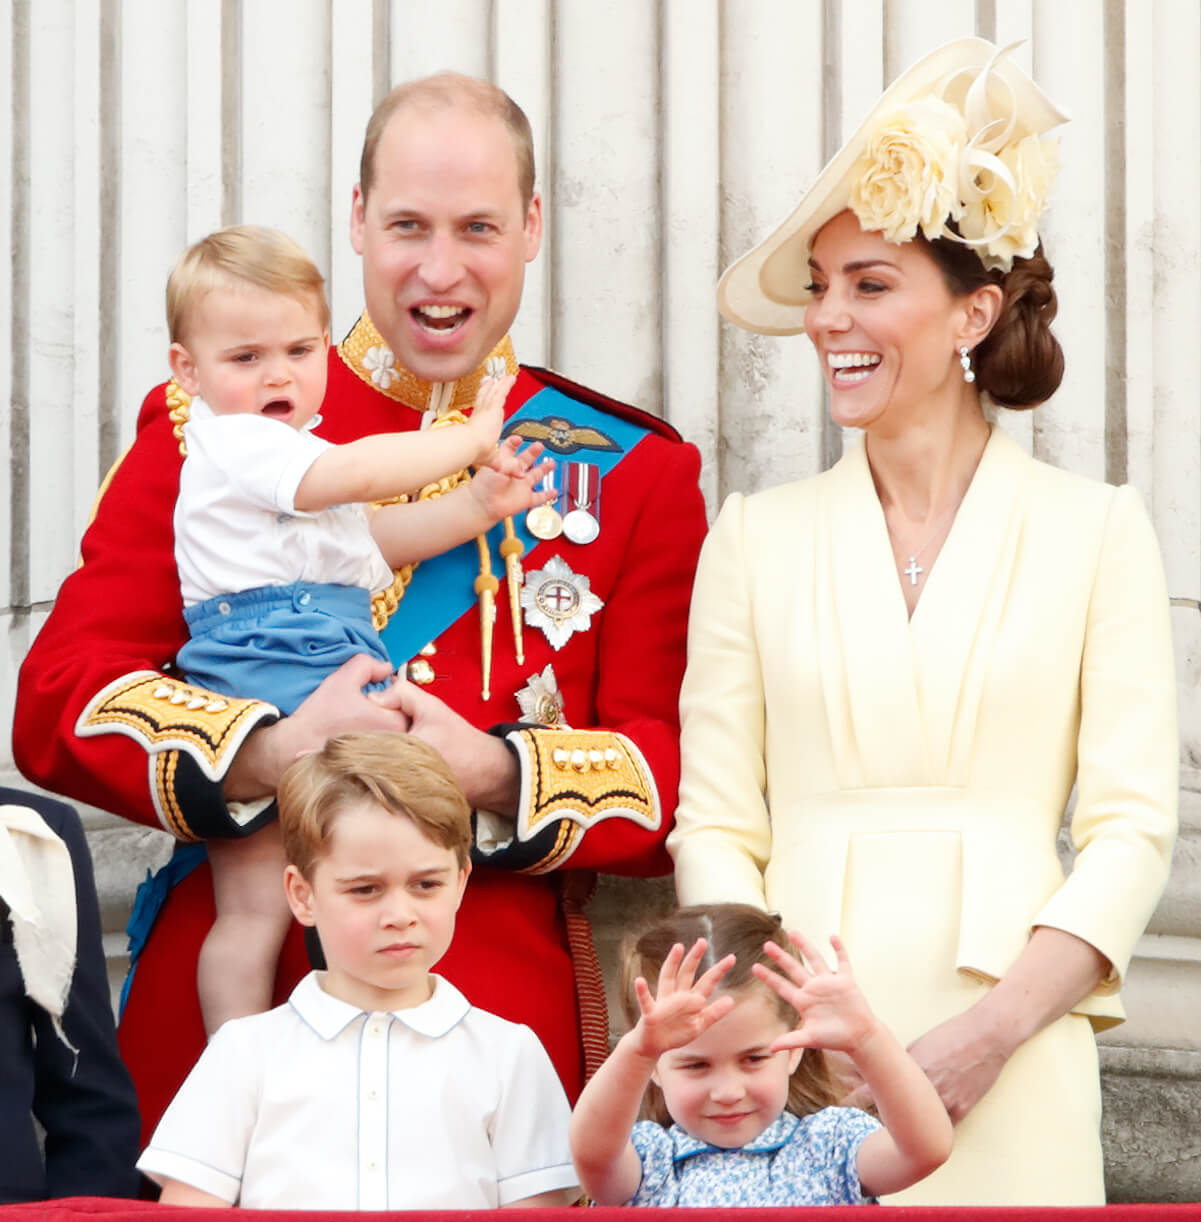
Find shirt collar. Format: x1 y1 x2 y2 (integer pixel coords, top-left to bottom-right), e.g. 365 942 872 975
288 971 471 1041
668 1112 799 1162
335 311 519 417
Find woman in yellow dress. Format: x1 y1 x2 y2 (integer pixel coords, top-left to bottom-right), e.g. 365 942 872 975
668 39 1177 1204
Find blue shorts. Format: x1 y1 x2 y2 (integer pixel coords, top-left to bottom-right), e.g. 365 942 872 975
177 582 392 715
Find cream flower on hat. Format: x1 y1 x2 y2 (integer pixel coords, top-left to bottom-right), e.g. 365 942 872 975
849 98 969 244
958 132 1060 270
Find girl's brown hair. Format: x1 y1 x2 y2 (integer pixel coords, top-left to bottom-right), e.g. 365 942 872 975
620 903 844 1127
920 232 1064 409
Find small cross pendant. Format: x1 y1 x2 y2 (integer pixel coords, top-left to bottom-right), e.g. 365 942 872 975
903 556 923 586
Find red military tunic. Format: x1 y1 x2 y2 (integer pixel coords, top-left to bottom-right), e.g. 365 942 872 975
14 315 707 1146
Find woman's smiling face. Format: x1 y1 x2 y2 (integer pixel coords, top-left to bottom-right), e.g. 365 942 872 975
803 210 970 436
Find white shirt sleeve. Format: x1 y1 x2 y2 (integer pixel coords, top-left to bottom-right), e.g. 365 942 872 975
491 1025 579 1205
185 412 331 516
136 1019 262 1204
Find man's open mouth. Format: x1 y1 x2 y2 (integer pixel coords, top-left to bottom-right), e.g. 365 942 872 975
413 304 471 333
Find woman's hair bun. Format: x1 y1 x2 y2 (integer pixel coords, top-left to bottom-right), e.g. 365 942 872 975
923 236 1064 410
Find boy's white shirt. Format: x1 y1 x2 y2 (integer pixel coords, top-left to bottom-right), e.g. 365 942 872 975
174 397 393 606
137 971 579 1210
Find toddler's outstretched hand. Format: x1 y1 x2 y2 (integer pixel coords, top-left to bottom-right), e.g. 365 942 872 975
628 938 736 1062
470 436 556 521
466 373 516 459
754 933 880 1056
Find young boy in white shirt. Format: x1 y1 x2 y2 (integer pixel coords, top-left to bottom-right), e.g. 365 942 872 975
137 731 579 1210
164 226 552 1038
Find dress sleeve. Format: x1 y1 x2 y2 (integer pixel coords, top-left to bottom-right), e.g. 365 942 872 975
1033 483 1178 992
668 492 773 907
13 386 279 841
788 1107 880 1206
33 800 142 1200
135 1019 259 1203
491 1025 580 1204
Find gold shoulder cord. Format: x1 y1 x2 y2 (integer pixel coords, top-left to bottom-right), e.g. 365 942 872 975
377 408 523 701
167 379 191 454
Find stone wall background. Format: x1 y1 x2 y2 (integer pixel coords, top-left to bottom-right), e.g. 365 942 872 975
2 0 1198 1201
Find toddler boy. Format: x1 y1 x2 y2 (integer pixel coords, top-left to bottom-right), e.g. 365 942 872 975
136 732 579 1210
165 226 552 1037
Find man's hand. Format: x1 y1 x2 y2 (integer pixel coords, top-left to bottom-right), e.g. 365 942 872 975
223 655 409 801
371 677 521 813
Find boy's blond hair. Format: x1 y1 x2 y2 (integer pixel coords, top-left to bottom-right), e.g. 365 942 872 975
277 732 471 879
166 224 330 345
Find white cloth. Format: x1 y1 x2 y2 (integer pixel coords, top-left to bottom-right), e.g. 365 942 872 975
174 398 394 606
137 971 578 1210
0 804 77 1047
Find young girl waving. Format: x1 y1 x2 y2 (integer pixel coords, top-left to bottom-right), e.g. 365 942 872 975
570 904 951 1206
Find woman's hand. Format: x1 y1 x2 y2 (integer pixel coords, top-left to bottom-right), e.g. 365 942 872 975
841 928 1110 1123
900 1010 1009 1122
627 938 736 1062
841 1008 1008 1122
755 933 881 1055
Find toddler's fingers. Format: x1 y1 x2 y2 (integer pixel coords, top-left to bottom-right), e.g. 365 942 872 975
761 939 809 986
829 934 853 974
656 942 688 996
788 930 830 975
634 975 655 1016
697 991 736 1029
770 1028 818 1053
750 961 800 1006
694 951 736 996
676 937 710 988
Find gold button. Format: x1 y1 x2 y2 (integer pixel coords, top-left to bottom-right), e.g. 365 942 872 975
419 642 437 657
407 658 435 685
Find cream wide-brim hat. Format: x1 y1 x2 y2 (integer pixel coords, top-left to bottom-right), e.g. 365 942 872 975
717 37 1068 336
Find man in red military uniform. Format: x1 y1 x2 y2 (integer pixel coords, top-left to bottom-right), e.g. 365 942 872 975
14 73 707 1145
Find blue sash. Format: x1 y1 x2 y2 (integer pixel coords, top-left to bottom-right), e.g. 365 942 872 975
379 385 649 663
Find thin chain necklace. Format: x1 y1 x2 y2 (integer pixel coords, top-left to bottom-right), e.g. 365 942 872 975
897 500 961 587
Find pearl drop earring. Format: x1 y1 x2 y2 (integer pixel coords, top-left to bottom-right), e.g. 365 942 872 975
959 345 976 384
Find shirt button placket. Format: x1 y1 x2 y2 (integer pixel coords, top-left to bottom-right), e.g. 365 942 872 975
358 1015 389 1210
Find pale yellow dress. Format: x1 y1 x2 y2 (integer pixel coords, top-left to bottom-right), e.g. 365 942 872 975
669 426 1177 1204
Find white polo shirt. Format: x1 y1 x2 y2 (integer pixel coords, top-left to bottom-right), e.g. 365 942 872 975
137 972 578 1210
174 399 393 606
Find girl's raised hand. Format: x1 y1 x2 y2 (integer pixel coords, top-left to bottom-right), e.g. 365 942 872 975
753 932 880 1056
628 938 736 1062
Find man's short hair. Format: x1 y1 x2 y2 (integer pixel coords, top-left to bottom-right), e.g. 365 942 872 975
359 72 536 210
277 732 472 878
166 224 330 345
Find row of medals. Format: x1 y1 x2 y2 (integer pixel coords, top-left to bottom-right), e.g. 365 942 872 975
525 461 600 545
